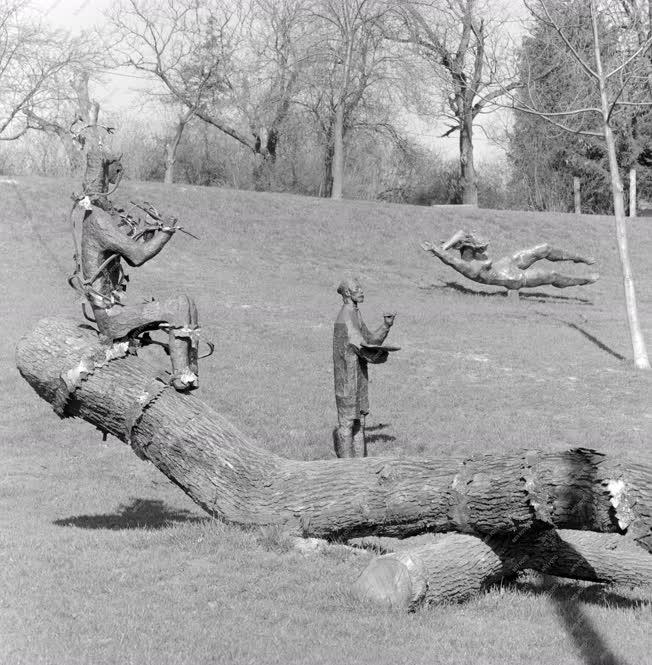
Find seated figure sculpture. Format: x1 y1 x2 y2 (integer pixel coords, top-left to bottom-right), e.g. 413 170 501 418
421 230 599 292
71 146 200 391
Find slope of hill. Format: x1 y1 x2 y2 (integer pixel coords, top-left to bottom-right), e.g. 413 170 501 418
2 176 651 665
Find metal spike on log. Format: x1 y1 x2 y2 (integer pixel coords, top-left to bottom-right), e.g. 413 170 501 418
352 529 652 610
15 318 652 547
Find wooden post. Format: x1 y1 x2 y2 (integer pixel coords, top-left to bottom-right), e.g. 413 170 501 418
574 176 581 214
630 168 637 218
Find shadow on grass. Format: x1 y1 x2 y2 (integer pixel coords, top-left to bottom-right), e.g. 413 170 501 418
563 322 626 361
421 281 593 305
519 290 593 305
419 281 505 297
54 498 206 530
511 577 637 665
537 313 626 361
366 433 396 444
365 422 396 445
501 449 639 665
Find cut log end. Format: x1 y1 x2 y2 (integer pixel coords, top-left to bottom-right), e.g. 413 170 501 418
352 530 652 610
351 557 416 610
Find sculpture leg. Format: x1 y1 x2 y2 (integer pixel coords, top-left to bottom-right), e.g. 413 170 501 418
523 268 599 289
93 294 200 391
188 298 199 376
335 415 357 458
353 414 367 457
513 244 595 270
163 295 200 391
168 333 198 391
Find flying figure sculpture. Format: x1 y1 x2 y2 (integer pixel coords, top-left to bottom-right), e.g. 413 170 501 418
421 230 599 292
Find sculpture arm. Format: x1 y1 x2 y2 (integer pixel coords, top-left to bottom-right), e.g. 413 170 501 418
421 242 483 280
94 207 175 267
360 319 391 346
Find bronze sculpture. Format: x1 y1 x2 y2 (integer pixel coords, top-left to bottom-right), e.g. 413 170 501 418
333 278 398 458
421 230 599 292
69 134 201 391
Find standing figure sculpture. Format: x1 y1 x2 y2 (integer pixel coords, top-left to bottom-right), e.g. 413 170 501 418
333 278 397 458
421 230 599 292
70 134 200 391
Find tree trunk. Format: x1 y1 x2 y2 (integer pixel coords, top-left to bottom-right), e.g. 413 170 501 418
592 6 650 370
164 111 193 186
352 529 652 609
629 168 637 217
331 104 345 200
459 113 478 205
16 318 652 543
321 137 335 198
603 121 649 369
164 126 182 185
574 176 581 214
353 533 512 608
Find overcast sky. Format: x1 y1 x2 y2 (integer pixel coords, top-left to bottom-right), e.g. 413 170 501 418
32 0 527 163
37 0 109 29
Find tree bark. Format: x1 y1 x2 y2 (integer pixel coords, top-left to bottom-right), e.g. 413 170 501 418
331 104 345 200
320 131 335 198
352 529 652 609
591 5 650 369
16 318 652 544
459 112 478 205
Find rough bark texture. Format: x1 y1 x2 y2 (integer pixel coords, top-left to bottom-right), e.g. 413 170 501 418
16 318 652 544
352 529 652 609
352 534 511 609
459 115 478 206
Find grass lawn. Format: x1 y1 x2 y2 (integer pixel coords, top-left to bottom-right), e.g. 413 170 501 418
1 176 651 665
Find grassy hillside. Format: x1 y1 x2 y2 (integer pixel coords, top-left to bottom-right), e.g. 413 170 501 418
1 176 651 665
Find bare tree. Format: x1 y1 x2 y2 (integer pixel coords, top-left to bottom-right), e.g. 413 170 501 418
299 0 395 198
386 0 518 205
516 0 652 369
228 0 311 188
0 1 94 144
109 0 308 186
21 67 110 175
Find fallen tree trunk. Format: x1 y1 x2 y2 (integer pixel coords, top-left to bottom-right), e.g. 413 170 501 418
16 318 652 545
352 529 652 609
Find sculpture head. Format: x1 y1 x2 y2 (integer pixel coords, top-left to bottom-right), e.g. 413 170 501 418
82 151 124 206
455 233 489 262
460 244 489 262
337 278 364 305
105 154 123 185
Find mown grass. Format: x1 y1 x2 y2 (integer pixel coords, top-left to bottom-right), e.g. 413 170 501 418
1 176 651 664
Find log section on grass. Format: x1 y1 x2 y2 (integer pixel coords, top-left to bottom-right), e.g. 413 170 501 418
352 529 652 610
16 318 652 547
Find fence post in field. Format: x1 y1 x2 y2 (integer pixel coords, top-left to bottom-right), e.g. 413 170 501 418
573 177 581 214
630 168 637 218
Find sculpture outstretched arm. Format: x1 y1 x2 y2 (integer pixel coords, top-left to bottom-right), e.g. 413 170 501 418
360 317 393 346
421 242 488 280
94 207 176 267
344 319 389 362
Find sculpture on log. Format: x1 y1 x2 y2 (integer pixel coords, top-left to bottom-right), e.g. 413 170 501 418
333 278 398 458
67 123 202 394
422 230 599 292
16 318 651 549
